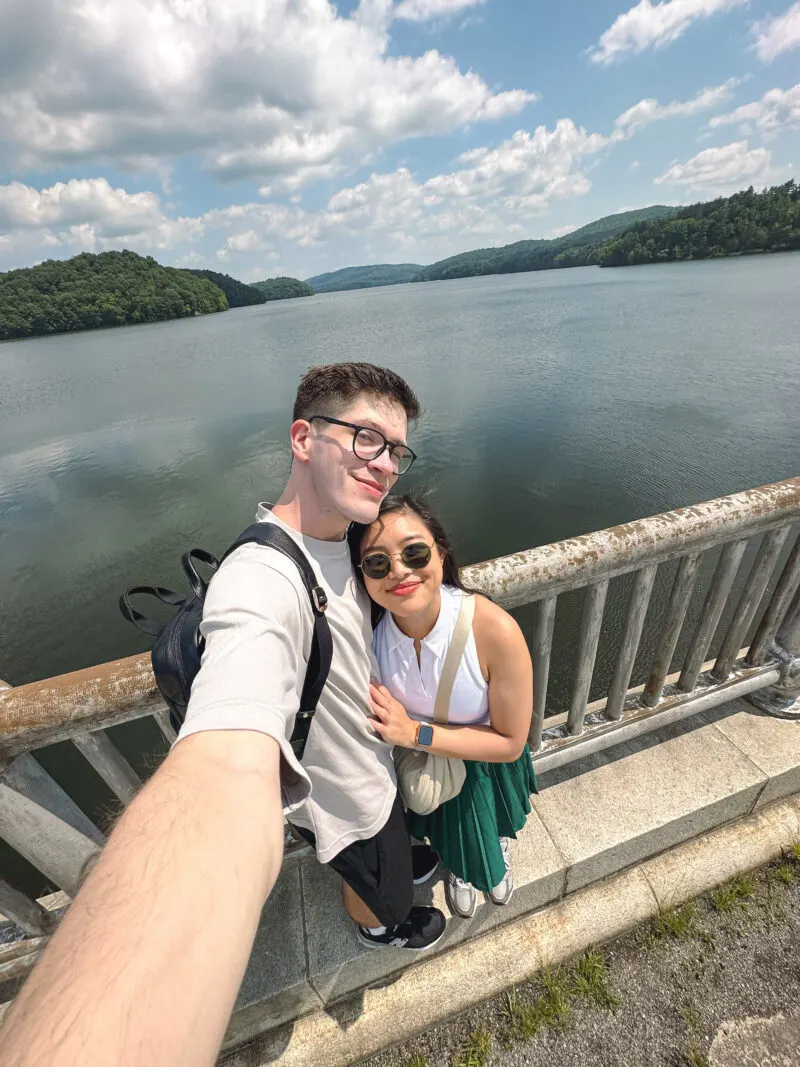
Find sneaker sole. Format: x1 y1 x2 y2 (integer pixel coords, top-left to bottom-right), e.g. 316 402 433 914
356 927 447 952
412 859 440 885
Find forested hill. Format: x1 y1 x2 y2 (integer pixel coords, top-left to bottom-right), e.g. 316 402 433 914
185 268 266 306
250 276 315 300
594 181 800 267
413 206 677 282
0 251 227 341
305 263 423 293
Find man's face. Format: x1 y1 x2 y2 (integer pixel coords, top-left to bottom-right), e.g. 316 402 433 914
306 395 409 526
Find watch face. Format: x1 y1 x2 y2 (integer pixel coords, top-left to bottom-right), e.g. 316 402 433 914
418 724 434 747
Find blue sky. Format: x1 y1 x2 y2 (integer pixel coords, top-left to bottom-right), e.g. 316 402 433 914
0 0 798 280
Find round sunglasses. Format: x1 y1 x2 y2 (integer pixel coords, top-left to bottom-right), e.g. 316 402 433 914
359 541 433 580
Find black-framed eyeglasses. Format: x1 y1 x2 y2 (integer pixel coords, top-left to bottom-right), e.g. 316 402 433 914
308 415 416 475
359 541 433 580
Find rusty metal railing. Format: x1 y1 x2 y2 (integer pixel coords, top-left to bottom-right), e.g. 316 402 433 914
1 477 799 945
463 476 800 772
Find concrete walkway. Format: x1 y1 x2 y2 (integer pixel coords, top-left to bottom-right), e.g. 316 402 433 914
220 697 800 1062
354 851 800 1067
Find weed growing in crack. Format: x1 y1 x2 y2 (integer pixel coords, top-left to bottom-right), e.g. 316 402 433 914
452 1029 491 1067
646 902 698 943
711 875 755 913
684 1046 710 1067
569 949 621 1010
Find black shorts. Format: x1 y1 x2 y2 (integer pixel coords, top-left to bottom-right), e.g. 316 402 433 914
292 793 413 928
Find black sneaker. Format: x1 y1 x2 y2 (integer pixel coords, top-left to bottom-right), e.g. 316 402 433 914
357 906 446 952
412 844 440 885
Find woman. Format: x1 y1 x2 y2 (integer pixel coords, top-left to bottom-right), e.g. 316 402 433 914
349 494 536 919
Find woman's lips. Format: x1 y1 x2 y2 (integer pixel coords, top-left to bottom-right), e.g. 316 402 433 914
389 581 420 596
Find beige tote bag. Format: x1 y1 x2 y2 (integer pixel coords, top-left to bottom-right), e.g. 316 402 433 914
394 592 475 816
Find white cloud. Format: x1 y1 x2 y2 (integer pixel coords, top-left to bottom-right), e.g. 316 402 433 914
752 2 800 62
654 140 775 195
0 0 533 188
0 113 626 273
224 230 273 253
0 178 163 234
589 0 746 65
613 78 742 134
709 82 800 135
394 0 485 21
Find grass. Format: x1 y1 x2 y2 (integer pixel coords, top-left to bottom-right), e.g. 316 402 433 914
646 902 698 943
569 949 621 1010
501 952 620 1044
710 875 756 913
403 1057 429 1067
679 1003 701 1030
789 841 800 863
452 1029 491 1067
684 1046 710 1067
502 988 545 1041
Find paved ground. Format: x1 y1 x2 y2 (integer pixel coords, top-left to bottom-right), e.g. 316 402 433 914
361 848 800 1067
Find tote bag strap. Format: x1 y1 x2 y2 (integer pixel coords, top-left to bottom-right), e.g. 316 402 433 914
433 592 476 725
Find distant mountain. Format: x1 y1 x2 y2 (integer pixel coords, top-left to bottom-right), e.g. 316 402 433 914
185 268 266 307
251 276 315 301
305 263 424 293
413 206 679 282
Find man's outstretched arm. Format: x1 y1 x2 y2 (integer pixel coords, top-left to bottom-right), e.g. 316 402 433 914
0 729 284 1067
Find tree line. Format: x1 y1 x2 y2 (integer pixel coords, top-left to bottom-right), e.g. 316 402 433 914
0 251 228 341
593 181 800 267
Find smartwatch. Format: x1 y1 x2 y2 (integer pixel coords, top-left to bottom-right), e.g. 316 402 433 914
415 723 434 748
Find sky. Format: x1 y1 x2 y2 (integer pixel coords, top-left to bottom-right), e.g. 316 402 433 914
0 0 798 281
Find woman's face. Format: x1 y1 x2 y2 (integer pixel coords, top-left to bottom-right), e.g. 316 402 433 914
359 509 444 619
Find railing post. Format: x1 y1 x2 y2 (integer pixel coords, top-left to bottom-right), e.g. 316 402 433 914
530 597 556 751
0 878 56 937
0 754 102 895
746 582 800 720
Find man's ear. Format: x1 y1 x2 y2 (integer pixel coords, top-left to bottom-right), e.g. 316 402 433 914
289 419 313 463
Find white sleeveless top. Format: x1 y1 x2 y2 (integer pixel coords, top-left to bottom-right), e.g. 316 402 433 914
373 585 490 726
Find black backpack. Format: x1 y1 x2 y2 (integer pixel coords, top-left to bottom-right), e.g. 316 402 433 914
119 523 332 759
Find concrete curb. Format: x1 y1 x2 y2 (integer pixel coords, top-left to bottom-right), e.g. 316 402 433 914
223 793 800 1067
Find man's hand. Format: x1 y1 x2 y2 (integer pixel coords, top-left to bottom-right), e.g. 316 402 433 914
369 682 417 748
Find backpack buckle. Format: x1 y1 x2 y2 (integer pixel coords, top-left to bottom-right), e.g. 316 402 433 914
311 586 328 613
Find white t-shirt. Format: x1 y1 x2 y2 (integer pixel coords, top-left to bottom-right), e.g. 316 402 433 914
177 505 397 863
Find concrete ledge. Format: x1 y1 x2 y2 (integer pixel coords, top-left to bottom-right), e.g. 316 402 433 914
219 697 800 1060
223 792 800 1067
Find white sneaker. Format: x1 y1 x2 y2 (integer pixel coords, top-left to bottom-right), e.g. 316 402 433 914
445 871 478 918
488 837 514 906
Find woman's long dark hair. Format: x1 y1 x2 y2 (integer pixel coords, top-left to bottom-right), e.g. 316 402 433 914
348 491 472 625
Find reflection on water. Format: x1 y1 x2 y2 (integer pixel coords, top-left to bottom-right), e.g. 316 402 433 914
2 254 800 892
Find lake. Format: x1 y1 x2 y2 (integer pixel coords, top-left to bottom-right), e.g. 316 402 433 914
1 254 800 887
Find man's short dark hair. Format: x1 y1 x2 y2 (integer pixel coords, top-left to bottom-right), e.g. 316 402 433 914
293 363 420 424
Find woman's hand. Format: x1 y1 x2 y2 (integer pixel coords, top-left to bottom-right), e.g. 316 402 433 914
369 681 418 748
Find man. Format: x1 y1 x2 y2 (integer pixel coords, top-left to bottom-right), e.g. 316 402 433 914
179 361 444 945
0 363 444 1067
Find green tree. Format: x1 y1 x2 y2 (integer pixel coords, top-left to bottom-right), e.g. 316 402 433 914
0 250 228 341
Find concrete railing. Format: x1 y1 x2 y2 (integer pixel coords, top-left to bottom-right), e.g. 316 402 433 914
1 477 799 958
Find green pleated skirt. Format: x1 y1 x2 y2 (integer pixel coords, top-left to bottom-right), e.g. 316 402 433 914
406 745 538 893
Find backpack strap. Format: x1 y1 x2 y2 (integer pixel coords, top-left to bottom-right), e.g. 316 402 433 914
119 586 188 637
223 523 333 760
